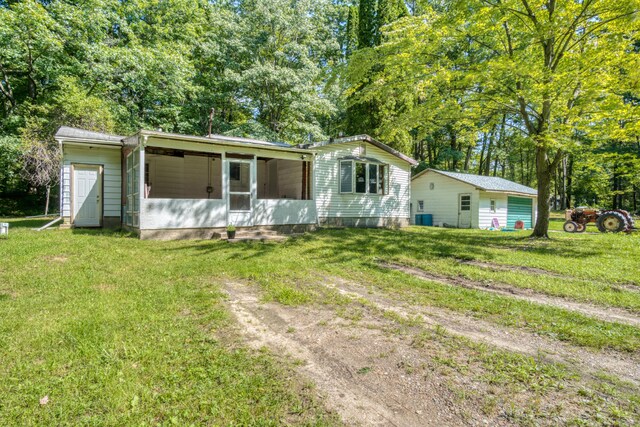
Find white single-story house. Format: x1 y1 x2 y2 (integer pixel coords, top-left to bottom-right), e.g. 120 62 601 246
411 169 538 229
55 127 416 239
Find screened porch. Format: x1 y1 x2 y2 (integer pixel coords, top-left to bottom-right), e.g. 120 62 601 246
123 144 316 232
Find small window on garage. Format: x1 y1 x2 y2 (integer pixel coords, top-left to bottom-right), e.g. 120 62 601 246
490 199 496 213
417 200 424 212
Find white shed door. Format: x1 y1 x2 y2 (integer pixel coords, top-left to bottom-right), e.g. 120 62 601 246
458 193 472 228
73 165 102 227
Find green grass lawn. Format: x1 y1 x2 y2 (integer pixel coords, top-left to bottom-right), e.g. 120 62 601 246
1 218 639 424
0 220 337 426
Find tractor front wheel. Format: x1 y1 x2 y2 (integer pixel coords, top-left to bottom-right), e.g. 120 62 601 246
596 211 627 233
563 221 578 233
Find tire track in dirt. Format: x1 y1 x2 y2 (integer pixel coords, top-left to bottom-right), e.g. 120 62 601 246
224 281 497 427
323 276 640 387
457 259 640 293
458 259 567 278
380 261 640 328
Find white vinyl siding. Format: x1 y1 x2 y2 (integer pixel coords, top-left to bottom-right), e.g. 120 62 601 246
412 172 538 229
61 145 121 219
314 142 411 220
478 193 508 228
411 172 480 227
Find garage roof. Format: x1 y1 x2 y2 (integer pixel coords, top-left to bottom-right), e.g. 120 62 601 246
414 169 537 196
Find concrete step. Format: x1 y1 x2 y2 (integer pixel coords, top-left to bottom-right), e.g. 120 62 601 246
224 228 288 242
226 234 288 243
233 229 279 237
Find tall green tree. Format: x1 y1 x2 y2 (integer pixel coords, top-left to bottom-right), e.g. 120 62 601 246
347 0 640 236
345 6 359 55
357 0 378 48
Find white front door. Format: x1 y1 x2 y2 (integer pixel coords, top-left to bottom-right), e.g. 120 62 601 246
458 193 471 228
227 159 253 227
73 164 102 227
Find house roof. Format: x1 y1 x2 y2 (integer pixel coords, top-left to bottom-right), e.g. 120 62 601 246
56 127 308 153
301 135 418 166
135 130 310 153
54 127 417 162
414 169 537 196
55 126 124 146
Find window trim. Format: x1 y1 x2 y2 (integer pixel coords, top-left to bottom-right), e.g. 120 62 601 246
339 159 388 195
417 200 424 212
490 199 496 213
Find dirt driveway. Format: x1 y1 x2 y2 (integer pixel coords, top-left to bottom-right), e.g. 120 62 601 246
224 278 640 426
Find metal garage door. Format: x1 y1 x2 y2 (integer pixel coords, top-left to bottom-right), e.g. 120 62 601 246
507 196 533 228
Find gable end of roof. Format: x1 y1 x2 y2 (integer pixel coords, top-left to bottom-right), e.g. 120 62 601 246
304 135 417 166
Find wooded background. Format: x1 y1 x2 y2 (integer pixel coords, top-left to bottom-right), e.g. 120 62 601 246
1 1 638 233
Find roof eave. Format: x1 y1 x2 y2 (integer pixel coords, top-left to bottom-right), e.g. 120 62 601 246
481 190 538 197
56 137 123 147
139 130 311 154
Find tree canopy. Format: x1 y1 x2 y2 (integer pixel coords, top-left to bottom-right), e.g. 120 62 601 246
1 0 639 233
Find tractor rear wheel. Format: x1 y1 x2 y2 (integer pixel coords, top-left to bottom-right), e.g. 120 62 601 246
596 211 627 233
563 221 578 233
576 223 586 233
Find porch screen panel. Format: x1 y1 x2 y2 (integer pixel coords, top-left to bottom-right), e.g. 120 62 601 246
125 148 140 227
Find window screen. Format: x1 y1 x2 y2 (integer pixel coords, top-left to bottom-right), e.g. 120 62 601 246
368 163 378 194
340 161 353 193
355 162 366 193
378 165 386 194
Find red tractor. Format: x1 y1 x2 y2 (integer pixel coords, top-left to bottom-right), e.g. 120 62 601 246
563 207 636 233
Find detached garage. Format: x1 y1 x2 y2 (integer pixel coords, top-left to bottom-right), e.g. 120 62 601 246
411 169 537 229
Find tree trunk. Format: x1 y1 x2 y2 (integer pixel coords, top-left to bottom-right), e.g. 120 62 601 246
531 148 552 238
44 186 50 216
566 155 573 209
463 145 472 171
478 132 487 175
450 130 458 170
553 166 558 211
612 167 619 209
484 130 494 176
559 159 566 210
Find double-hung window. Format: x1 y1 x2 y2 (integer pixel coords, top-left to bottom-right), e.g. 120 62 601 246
339 160 387 195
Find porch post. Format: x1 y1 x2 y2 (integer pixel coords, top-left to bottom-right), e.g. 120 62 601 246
138 137 146 227
221 151 227 226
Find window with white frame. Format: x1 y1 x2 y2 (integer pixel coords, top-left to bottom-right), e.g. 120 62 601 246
339 160 387 195
490 199 496 213
417 200 424 212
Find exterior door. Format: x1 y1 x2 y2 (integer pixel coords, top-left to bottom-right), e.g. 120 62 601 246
458 193 471 228
227 159 253 227
73 164 102 227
